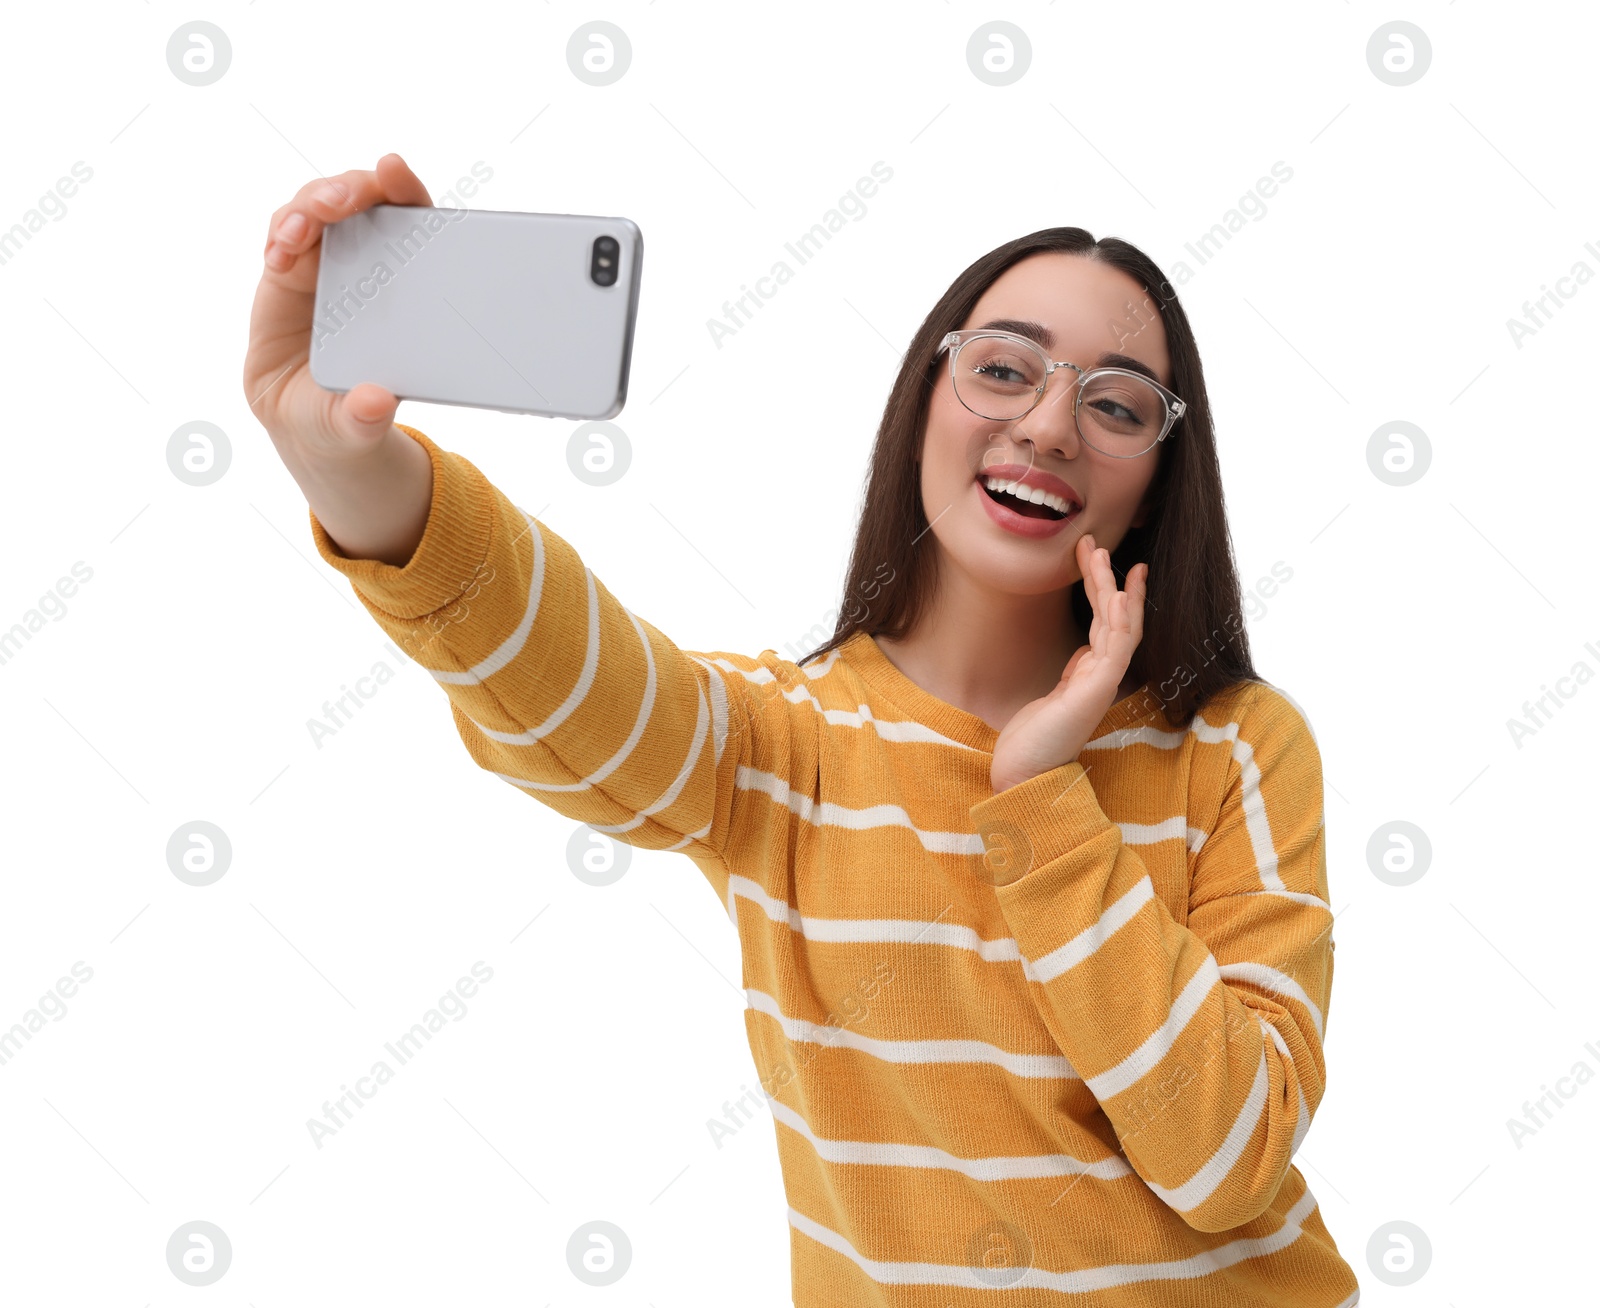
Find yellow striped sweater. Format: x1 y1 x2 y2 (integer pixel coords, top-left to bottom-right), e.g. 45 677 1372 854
308 424 1361 1307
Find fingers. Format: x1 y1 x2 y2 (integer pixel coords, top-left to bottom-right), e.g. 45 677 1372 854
1061 536 1148 696
1077 533 1114 625
1076 534 1146 639
262 174 367 271
1126 562 1147 644
244 154 433 421
330 382 401 452
262 154 433 272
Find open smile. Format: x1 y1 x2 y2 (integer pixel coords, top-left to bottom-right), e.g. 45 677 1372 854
974 472 1081 538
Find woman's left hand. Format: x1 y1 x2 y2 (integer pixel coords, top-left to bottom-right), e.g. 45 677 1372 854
990 535 1148 794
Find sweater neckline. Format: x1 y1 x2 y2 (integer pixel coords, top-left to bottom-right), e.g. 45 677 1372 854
837 630 1162 754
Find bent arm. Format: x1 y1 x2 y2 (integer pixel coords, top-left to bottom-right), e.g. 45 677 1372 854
968 686 1335 1233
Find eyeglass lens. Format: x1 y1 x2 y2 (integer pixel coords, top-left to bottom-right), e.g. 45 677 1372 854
953 335 1168 454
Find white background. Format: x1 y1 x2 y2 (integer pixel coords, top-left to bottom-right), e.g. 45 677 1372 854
1 2 1595 1303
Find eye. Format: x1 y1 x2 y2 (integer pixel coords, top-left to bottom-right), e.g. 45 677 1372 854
973 361 1028 384
1089 396 1137 421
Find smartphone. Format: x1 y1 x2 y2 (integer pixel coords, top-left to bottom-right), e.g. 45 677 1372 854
308 204 643 421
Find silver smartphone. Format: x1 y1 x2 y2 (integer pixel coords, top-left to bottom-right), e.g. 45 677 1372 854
308 204 643 420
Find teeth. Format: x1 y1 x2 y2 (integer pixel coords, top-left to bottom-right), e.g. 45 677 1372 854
983 476 1076 516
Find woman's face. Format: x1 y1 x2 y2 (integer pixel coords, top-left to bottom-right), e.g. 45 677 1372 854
918 252 1174 597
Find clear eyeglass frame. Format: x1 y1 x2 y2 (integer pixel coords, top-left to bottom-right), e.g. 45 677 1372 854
937 328 1188 459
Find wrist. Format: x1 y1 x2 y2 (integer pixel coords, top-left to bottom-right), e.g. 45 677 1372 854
991 748 1080 796
296 426 435 566
990 765 1046 795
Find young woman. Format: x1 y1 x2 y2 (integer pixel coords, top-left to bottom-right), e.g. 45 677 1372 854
246 154 1361 1307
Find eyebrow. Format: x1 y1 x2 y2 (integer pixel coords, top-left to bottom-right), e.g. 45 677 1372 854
973 318 1165 387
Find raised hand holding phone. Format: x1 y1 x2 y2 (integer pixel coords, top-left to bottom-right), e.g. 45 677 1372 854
242 154 438 566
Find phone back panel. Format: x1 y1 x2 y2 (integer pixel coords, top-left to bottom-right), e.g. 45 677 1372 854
309 205 642 420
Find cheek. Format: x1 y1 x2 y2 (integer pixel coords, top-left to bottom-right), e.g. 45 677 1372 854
1079 453 1150 511
919 409 963 485
917 438 975 539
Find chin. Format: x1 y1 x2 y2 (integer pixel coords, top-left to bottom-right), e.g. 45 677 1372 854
948 540 1080 597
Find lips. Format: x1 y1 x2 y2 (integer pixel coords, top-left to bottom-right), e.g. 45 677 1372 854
973 473 1081 539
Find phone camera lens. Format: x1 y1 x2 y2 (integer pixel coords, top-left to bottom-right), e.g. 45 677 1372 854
590 235 621 286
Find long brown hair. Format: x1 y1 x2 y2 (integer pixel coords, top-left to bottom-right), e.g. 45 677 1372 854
795 227 1258 730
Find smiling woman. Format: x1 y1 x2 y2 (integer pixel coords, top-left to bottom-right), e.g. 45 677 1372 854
246 155 1359 1308
798 233 1242 741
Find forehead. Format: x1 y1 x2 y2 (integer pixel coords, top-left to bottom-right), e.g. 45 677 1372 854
963 253 1173 387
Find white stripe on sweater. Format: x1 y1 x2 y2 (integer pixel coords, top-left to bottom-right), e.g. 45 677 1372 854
424 508 550 686
727 873 1026 962
1145 1041 1271 1214
1083 955 1221 1101
706 654 977 751
733 776 1214 872
493 660 714 838
1218 962 1326 1042
1189 711 1286 891
1257 1017 1313 1158
469 572 681 790
1081 720 1189 753
1025 876 1158 983
687 654 730 768
787 1178 1327 1295
744 986 1076 1079
767 1096 1134 1182
471 580 650 768
723 867 1325 990
736 767 986 855
1145 1014 1315 1215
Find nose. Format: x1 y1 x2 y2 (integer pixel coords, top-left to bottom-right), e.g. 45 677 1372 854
1013 369 1082 459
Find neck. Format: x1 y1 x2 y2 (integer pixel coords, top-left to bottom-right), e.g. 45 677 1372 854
875 559 1095 733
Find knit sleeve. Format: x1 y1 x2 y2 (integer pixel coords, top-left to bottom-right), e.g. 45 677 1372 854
966 683 1336 1234
305 423 770 877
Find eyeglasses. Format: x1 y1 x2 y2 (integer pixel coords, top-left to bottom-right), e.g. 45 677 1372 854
937 328 1187 458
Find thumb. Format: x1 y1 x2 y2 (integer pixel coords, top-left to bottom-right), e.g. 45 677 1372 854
332 382 400 451
1059 644 1090 685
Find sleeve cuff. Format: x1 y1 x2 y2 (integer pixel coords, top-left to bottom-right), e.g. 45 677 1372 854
307 424 496 621
969 762 1117 890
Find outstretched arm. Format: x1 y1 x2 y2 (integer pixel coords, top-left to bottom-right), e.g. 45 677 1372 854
244 156 774 874
309 424 763 867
